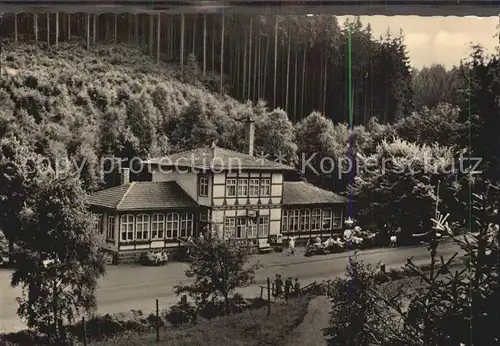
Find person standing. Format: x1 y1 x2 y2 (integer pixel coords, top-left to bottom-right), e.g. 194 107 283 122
284 277 293 300
274 274 283 300
288 236 296 255
294 278 301 297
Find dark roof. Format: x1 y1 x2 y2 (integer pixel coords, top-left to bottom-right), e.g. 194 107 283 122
282 181 347 205
146 146 294 172
87 182 198 211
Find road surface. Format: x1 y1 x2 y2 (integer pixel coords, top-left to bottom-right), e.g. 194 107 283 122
0 241 462 333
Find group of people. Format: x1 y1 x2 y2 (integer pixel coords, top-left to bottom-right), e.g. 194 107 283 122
273 274 301 300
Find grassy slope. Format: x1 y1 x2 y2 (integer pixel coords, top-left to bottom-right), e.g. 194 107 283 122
87 296 312 346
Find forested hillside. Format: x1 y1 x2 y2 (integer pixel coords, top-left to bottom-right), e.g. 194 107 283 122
1 14 413 124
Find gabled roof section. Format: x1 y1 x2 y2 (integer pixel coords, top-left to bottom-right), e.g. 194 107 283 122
146 146 294 172
282 181 347 205
87 182 198 211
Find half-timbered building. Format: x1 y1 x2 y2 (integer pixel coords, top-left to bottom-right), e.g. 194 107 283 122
87 117 347 261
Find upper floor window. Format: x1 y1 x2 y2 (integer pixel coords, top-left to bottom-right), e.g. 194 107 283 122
226 179 237 197
199 176 209 197
249 179 259 197
237 179 248 197
107 216 115 241
151 214 165 240
120 214 134 241
135 214 150 240
260 178 271 196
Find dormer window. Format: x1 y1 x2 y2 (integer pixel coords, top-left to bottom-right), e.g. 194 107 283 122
199 176 209 197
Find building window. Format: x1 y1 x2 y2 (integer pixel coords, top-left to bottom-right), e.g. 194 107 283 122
226 179 237 197
92 213 103 234
237 179 248 197
236 217 247 238
180 213 194 238
300 209 311 231
151 214 165 240
135 214 150 240
249 179 259 197
289 210 300 232
247 218 257 238
333 209 343 228
258 216 269 237
282 210 289 233
224 217 236 239
200 211 207 222
199 176 209 197
107 216 115 241
166 213 179 239
260 178 271 196
322 209 332 230
120 214 134 241
311 209 321 230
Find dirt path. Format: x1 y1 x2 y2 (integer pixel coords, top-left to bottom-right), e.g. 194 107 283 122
285 296 331 346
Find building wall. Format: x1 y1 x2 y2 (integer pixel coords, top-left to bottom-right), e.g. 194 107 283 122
151 167 212 206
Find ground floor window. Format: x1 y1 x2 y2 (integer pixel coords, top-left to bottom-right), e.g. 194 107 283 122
236 217 247 238
120 214 134 241
247 218 258 238
281 207 341 234
107 216 115 241
180 213 194 238
151 214 165 240
333 209 343 228
258 216 269 237
311 209 321 230
224 217 236 239
282 210 289 233
166 213 179 239
135 214 150 240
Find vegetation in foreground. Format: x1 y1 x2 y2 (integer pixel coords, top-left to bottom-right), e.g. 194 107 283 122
86 296 311 346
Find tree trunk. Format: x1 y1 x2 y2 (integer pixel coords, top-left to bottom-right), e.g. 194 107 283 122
257 33 262 99
301 46 306 118
242 27 247 99
247 17 253 101
323 52 328 115
180 14 185 72
263 32 269 103
192 15 196 54
220 14 225 95
253 33 258 102
273 16 279 108
149 14 154 56
285 26 291 113
293 46 298 122
236 26 241 98
156 13 161 64
203 15 207 75
211 16 215 73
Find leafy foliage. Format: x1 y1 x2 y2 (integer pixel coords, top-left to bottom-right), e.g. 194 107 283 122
10 170 106 345
174 239 259 314
352 137 458 237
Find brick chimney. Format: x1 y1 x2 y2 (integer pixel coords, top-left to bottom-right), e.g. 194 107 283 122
120 168 130 185
244 116 255 156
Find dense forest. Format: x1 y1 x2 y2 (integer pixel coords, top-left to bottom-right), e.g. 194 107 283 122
1 13 413 124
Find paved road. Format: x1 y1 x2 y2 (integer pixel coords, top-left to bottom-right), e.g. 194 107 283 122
0 241 462 333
